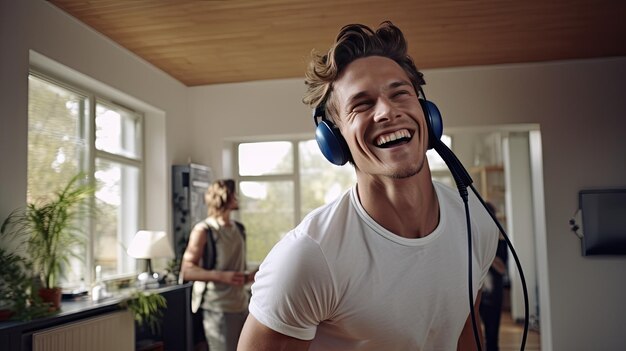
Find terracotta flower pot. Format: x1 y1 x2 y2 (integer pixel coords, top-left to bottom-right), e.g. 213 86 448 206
0 309 14 321
38 287 62 311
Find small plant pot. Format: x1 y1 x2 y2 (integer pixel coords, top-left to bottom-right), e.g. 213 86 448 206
0 309 14 321
38 287 62 311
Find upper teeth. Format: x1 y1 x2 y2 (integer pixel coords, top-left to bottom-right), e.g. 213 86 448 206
376 129 411 146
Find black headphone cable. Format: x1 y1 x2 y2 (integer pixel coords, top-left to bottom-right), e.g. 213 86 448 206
469 183 530 351
433 140 529 351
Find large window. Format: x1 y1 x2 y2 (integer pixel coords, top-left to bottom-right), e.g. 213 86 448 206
28 72 143 288
236 136 453 264
235 139 356 263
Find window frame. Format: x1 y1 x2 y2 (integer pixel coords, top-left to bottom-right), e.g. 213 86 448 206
233 138 303 227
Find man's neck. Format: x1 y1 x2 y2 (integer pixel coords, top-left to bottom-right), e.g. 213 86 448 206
355 172 439 239
213 211 232 227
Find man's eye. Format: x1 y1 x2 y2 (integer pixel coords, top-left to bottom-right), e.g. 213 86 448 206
393 90 410 98
353 102 372 112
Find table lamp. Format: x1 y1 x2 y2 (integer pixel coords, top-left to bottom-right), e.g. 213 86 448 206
127 230 175 288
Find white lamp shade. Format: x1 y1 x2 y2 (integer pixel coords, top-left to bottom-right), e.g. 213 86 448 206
127 230 175 259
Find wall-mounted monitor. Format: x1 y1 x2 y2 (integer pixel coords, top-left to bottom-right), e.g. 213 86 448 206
579 188 626 256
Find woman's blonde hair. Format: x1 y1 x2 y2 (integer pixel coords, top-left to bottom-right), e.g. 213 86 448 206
205 179 236 217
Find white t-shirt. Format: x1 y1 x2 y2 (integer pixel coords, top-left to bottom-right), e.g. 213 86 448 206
249 182 498 351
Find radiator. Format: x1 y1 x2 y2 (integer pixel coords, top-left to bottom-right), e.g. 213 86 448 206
32 310 134 351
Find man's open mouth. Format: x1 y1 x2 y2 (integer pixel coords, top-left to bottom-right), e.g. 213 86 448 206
375 129 412 148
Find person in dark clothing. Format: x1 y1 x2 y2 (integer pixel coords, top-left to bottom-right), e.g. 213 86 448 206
480 202 509 351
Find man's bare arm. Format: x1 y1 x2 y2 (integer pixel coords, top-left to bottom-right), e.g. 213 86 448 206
457 290 484 351
180 227 244 285
237 314 312 351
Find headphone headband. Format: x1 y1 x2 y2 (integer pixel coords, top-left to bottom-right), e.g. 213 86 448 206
312 105 325 126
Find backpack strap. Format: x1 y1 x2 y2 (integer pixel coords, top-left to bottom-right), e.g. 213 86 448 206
202 220 246 271
234 220 246 240
191 221 215 314
202 220 217 270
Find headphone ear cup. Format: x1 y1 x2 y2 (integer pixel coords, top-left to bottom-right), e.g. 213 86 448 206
315 120 350 166
419 99 444 149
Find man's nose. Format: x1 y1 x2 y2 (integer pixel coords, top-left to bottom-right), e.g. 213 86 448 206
373 98 399 122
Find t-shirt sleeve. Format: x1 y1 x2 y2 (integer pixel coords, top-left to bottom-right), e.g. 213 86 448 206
470 196 500 289
248 230 336 340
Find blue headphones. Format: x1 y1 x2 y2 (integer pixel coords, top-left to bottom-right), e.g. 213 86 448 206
312 92 444 166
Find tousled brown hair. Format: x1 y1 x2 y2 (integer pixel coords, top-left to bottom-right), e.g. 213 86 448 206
205 179 236 217
303 21 426 122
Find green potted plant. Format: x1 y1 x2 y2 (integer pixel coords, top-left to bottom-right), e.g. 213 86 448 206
1 173 94 310
120 290 167 335
0 248 52 321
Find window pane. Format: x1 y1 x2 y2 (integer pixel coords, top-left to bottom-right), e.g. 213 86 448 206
299 140 356 219
27 75 88 202
238 181 294 263
96 101 141 159
238 141 293 176
28 75 89 288
94 159 140 278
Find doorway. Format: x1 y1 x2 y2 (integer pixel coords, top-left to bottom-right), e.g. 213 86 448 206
441 124 549 350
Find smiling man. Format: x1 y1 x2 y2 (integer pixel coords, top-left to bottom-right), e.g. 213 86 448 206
237 22 498 351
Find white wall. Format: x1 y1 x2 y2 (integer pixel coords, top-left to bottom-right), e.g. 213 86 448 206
187 79 312 177
189 57 626 350
0 0 190 234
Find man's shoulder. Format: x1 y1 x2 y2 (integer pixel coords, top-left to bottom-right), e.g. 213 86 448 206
433 180 487 211
298 188 354 230
192 219 211 231
432 180 460 200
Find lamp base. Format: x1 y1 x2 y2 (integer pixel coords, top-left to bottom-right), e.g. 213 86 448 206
137 271 160 289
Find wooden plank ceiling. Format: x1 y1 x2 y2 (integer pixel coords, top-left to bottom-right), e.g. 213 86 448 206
48 0 626 87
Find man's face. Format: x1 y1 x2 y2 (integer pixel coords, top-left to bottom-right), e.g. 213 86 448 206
227 193 239 211
332 56 429 179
